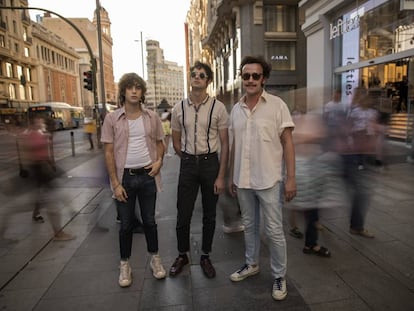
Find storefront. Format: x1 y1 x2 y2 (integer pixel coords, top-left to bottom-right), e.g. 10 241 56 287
332 0 414 112
300 0 414 141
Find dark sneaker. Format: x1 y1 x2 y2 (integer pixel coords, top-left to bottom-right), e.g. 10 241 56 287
289 227 303 239
169 254 189 276
272 277 287 301
200 257 216 278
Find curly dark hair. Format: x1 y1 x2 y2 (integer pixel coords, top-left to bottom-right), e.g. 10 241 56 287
118 73 147 106
190 61 213 82
239 56 272 79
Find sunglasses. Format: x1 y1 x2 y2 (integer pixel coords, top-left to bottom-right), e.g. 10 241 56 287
241 73 263 81
190 72 207 79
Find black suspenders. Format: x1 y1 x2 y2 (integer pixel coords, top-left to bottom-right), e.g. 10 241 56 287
181 98 216 154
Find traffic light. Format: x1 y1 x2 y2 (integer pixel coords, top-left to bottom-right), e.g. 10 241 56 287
83 70 93 91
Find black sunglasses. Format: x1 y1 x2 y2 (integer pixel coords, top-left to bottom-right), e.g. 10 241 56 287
241 73 263 81
190 72 207 79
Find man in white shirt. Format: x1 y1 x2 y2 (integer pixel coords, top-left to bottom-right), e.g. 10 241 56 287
228 56 296 301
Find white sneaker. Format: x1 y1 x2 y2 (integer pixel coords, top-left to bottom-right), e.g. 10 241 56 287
150 254 166 279
222 224 245 234
119 261 132 287
230 264 259 282
272 277 287 301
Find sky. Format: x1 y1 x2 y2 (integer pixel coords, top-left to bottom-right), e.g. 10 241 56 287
27 0 192 81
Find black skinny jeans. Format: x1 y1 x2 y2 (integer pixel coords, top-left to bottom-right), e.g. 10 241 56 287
116 169 158 260
176 152 219 254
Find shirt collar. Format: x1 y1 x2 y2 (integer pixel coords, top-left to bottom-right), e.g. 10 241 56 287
187 94 210 106
115 105 151 120
240 89 268 107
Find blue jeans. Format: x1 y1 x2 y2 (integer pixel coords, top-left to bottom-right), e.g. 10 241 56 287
237 182 287 279
116 169 158 259
342 155 369 230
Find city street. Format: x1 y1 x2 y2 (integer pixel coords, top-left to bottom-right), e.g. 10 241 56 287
0 137 414 310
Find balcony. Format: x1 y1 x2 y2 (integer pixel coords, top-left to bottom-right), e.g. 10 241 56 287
21 12 31 25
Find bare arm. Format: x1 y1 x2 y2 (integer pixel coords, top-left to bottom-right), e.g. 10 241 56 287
172 130 182 158
228 134 237 197
148 139 164 177
214 128 229 194
280 127 296 202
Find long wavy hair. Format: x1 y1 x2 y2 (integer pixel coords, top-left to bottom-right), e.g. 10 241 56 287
118 73 147 106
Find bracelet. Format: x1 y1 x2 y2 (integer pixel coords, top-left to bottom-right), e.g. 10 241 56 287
114 183 121 190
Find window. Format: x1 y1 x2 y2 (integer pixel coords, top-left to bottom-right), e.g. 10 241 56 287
266 41 296 71
6 62 13 77
19 84 26 100
25 68 31 82
264 5 296 33
28 86 34 101
8 83 16 99
0 34 5 48
24 47 29 57
23 26 28 41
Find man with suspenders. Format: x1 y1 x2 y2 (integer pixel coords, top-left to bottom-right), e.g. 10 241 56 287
169 61 229 278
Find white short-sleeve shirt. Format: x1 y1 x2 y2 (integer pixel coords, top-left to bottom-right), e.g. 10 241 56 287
229 90 295 190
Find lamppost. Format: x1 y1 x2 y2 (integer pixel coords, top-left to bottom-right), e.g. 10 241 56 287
134 31 145 79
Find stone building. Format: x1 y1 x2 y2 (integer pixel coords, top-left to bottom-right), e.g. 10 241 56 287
185 0 307 111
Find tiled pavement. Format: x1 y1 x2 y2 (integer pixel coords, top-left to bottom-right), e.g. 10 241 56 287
1 140 414 310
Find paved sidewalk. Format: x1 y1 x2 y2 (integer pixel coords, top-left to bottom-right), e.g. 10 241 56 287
0 140 414 310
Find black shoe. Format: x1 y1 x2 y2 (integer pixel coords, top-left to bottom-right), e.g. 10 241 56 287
200 256 216 278
169 254 189 276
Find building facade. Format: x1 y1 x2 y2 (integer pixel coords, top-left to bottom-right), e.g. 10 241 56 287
0 0 37 124
186 0 307 111
39 6 116 114
145 39 184 111
32 23 80 106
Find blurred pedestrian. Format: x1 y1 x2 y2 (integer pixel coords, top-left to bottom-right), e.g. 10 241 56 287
161 111 172 157
228 56 296 301
101 72 166 287
333 88 377 238
289 112 334 258
22 116 74 241
169 61 229 279
83 116 97 150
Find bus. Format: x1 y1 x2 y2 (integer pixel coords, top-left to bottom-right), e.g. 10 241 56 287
28 102 84 130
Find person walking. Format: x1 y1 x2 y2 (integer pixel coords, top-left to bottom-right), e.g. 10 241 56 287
228 56 296 301
83 116 96 150
169 61 229 278
161 111 172 157
101 73 166 287
23 117 74 241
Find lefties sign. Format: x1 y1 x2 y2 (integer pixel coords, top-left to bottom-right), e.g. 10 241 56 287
329 15 360 40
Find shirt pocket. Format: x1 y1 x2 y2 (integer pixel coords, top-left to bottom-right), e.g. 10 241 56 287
257 121 274 142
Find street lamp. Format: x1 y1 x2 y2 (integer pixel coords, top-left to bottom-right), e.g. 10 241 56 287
134 31 145 79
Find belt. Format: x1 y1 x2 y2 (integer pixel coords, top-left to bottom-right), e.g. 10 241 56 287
182 152 217 160
125 167 151 175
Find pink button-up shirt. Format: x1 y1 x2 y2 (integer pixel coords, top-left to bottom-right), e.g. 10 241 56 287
101 106 164 192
